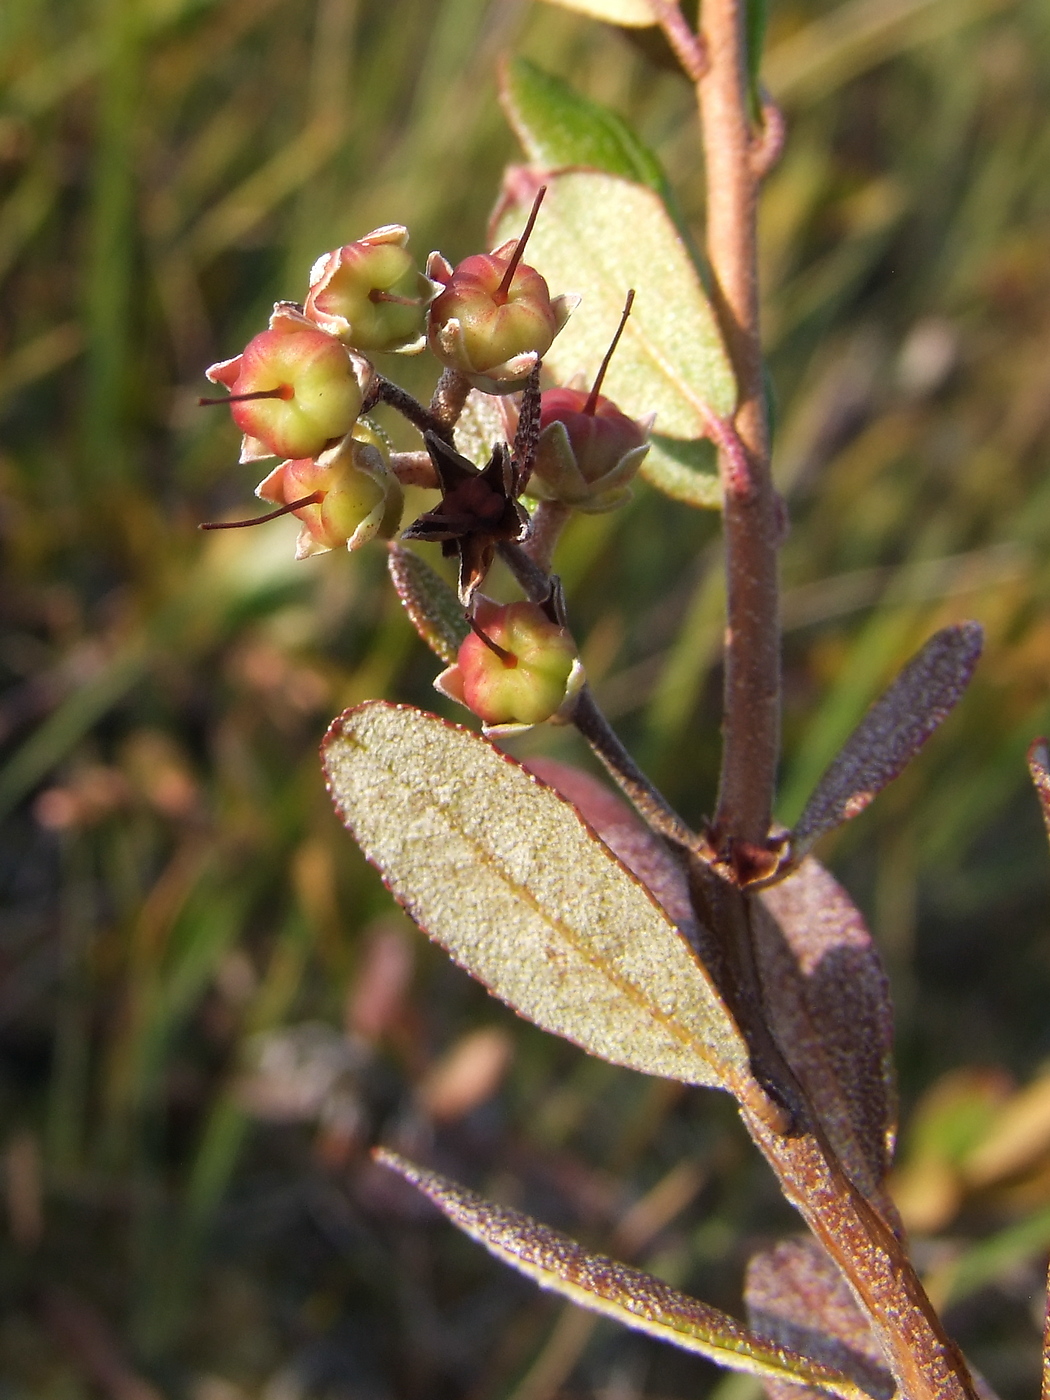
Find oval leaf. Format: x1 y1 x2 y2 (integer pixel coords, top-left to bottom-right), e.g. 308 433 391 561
745 1237 894 1400
757 860 898 1226
791 622 983 858
493 171 737 436
322 702 749 1091
537 0 656 24
387 543 468 665
378 1151 884 1400
500 57 667 194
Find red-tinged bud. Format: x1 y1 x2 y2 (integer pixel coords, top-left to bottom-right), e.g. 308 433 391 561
531 387 652 513
426 191 577 393
205 313 365 462
304 225 438 355
255 422 402 560
434 598 584 733
427 247 576 394
529 290 650 512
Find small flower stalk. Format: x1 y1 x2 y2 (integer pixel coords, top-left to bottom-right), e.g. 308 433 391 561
426 188 577 394
256 423 402 560
435 597 584 735
304 225 438 355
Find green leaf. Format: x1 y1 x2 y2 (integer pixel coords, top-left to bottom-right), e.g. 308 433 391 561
387 543 468 665
493 171 737 443
500 57 667 194
642 434 721 509
536 0 656 25
378 1151 885 1400
323 702 750 1092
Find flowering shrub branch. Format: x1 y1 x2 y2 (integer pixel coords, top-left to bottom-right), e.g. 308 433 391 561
195 2 1049 1397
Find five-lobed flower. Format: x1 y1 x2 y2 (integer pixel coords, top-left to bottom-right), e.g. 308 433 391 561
426 242 576 394
304 225 438 355
255 422 403 561
206 305 367 463
435 598 584 734
530 387 652 513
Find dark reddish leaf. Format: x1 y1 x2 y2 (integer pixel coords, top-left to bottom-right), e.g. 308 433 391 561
379 1150 881 1398
792 623 983 858
1027 739 1050 847
745 1237 894 1400
757 860 898 1225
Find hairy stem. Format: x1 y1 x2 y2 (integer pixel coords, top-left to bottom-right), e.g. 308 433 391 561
696 0 780 851
430 367 472 433
369 376 453 443
524 499 571 575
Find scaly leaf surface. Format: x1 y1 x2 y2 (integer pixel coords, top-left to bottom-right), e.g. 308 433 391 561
323 702 749 1090
387 544 468 665
792 622 983 858
745 1237 894 1400
757 860 898 1225
380 1150 883 1400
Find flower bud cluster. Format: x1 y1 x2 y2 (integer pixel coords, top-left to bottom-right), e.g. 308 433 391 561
201 207 654 736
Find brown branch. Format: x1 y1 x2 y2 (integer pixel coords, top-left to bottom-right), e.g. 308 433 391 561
695 0 781 853
647 0 708 82
523 499 571 574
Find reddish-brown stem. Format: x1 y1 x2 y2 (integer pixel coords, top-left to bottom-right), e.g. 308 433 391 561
495 185 546 304
584 289 635 415
647 0 708 81
429 368 472 434
696 0 780 852
523 500 571 575
199 492 322 530
389 451 439 489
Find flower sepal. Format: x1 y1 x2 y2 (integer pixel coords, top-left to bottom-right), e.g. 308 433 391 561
530 389 653 513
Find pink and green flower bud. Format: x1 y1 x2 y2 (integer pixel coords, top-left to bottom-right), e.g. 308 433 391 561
531 387 652 513
205 310 365 463
304 225 438 355
426 243 577 394
434 598 584 733
255 422 402 561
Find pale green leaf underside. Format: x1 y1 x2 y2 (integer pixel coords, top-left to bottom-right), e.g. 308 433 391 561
537 0 656 25
642 435 721 508
494 172 737 437
378 1151 881 1400
323 702 749 1090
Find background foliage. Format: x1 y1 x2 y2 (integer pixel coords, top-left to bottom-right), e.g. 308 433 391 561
2 0 1050 1395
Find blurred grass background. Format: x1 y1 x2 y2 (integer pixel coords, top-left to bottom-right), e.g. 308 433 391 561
2 0 1050 1395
